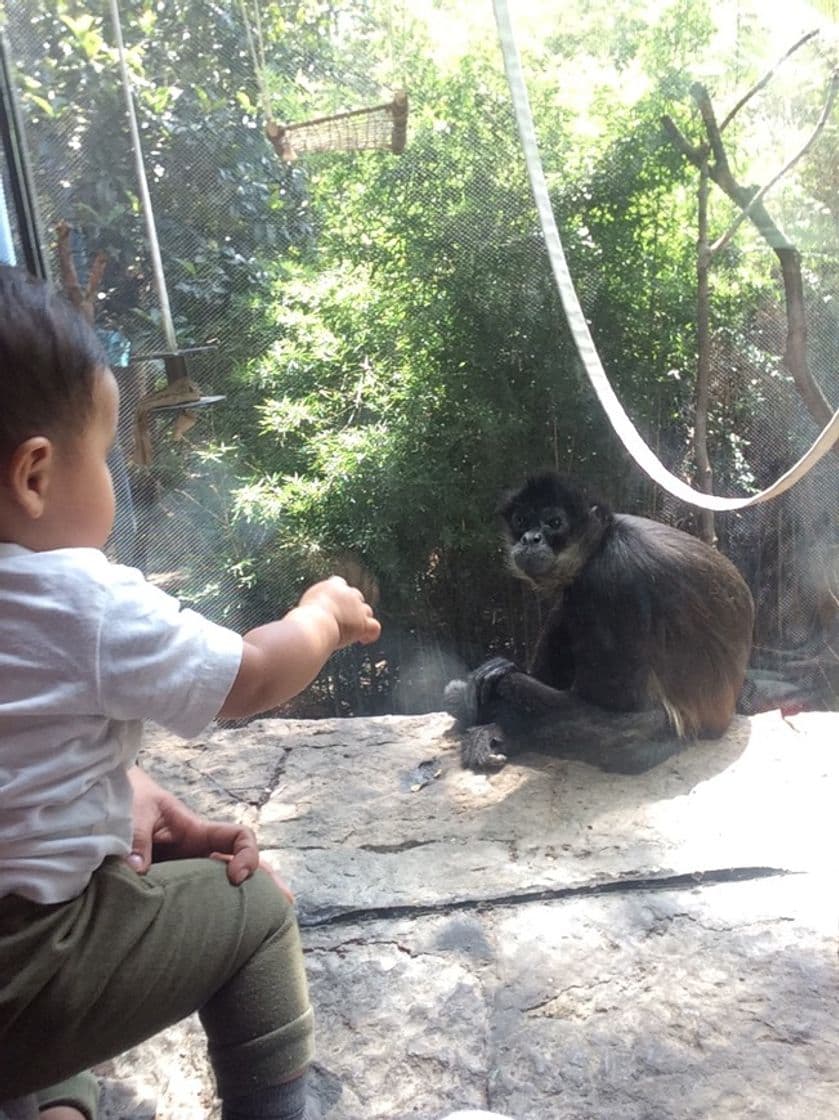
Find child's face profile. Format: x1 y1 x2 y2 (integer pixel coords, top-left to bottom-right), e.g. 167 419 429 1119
48 366 120 550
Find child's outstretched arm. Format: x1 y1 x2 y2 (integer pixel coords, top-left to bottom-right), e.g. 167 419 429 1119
218 575 381 720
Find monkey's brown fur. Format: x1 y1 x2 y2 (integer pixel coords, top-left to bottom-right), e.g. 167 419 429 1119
445 472 754 773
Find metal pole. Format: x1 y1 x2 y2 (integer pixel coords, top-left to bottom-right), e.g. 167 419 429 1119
0 173 15 264
0 28 49 278
107 0 179 354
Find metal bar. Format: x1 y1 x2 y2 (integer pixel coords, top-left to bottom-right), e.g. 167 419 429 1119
107 0 179 354
0 28 49 278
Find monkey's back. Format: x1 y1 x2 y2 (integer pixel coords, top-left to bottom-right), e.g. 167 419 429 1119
564 514 754 737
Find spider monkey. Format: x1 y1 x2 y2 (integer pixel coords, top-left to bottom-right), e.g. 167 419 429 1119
444 472 755 774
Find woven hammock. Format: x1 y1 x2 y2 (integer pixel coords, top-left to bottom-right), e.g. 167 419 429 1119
265 91 408 162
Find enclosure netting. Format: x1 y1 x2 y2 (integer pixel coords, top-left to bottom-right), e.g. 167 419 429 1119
2 0 837 717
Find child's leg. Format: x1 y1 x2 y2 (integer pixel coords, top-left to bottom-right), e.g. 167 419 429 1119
219 1074 316 1120
0 857 314 1113
36 1073 100 1120
0 1097 38 1120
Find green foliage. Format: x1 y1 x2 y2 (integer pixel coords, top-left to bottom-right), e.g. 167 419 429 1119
14 0 835 711
13 0 374 350
206 46 655 670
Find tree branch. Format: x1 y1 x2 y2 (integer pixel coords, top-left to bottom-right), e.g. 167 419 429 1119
56 220 86 317
719 29 820 133
663 43 837 440
55 220 108 325
711 70 839 256
694 158 716 545
660 115 705 168
691 83 728 172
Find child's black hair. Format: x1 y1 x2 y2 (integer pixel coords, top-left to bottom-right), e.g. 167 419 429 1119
0 265 107 463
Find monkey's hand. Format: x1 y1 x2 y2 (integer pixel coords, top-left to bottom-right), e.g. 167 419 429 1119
460 722 508 771
443 656 517 727
471 656 518 718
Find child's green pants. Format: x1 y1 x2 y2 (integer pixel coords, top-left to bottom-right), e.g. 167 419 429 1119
0 856 314 1105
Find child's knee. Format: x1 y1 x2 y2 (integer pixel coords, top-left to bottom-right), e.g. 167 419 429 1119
200 865 313 1099
240 865 299 939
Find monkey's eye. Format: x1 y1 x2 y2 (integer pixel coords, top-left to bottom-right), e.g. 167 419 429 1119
510 511 528 533
544 511 566 532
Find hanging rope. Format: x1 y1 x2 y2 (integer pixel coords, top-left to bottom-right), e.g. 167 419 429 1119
237 0 274 126
492 0 838 511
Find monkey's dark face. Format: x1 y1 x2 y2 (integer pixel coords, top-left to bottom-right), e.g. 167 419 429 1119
505 503 572 581
499 472 608 590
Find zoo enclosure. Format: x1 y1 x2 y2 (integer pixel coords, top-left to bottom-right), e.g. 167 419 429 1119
1 0 836 716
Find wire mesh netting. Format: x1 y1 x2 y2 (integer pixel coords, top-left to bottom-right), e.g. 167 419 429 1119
1 0 837 718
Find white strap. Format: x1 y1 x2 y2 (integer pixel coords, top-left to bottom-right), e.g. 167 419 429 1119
492 0 838 510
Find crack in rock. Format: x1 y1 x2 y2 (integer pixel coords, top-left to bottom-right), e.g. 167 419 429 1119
298 866 795 928
359 840 438 854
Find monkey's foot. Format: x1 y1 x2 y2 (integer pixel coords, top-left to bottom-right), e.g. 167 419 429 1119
443 676 476 726
460 722 508 771
443 657 516 726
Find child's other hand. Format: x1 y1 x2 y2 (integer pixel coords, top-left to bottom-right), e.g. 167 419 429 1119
127 766 274 890
299 575 382 648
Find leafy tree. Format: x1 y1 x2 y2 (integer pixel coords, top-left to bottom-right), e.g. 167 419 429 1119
8 0 834 712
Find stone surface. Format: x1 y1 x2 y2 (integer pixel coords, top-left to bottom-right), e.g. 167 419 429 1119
92 710 837 1120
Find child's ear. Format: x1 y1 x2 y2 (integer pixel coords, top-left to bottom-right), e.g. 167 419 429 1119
7 437 54 519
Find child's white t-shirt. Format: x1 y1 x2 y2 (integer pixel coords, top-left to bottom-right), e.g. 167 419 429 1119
0 543 244 904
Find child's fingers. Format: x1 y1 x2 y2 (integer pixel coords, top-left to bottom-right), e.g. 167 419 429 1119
206 823 259 885
125 801 158 873
210 847 294 903
213 851 295 902
257 856 295 903
360 616 382 644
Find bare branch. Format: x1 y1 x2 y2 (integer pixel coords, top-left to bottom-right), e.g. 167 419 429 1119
691 83 728 171
711 70 839 256
54 221 109 325
55 220 86 317
663 42 837 440
660 115 705 167
86 250 109 303
720 29 820 133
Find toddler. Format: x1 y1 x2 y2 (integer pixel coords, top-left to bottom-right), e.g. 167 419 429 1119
0 265 381 1119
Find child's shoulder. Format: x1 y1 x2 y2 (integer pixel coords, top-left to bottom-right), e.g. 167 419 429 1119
0 549 118 649
0 545 149 600
0 548 166 642
0 544 111 578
